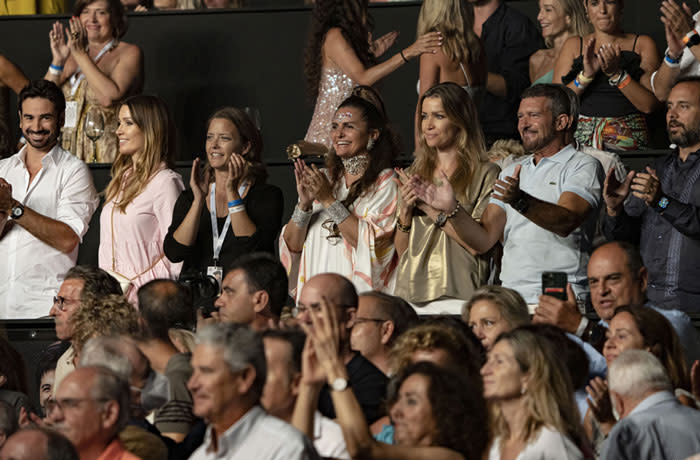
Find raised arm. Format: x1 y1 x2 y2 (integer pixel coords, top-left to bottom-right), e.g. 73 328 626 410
282 160 316 253
0 55 28 94
324 28 441 87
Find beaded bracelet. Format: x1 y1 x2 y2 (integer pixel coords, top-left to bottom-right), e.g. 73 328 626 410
396 221 411 233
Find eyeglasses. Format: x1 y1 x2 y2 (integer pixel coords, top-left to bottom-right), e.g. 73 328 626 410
45 397 109 415
52 295 80 311
354 317 389 325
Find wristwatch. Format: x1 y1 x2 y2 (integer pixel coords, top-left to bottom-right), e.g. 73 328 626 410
511 194 529 214
330 377 348 392
10 202 24 220
657 196 669 210
434 212 448 228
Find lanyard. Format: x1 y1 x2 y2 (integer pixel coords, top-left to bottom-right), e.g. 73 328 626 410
68 40 115 97
208 180 249 265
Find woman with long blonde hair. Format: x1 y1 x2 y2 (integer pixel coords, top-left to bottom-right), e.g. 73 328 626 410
414 0 485 144
395 82 499 315
482 328 585 459
99 95 184 302
529 0 591 85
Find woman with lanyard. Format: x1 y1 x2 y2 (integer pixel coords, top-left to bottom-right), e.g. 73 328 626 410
164 107 283 310
44 0 143 163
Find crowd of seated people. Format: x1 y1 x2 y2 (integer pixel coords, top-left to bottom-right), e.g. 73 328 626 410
5 0 700 459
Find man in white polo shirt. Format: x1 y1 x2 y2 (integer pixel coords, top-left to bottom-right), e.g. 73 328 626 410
0 80 98 319
413 84 603 304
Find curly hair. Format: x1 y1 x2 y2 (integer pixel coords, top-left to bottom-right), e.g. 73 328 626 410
612 305 690 391
70 294 140 355
389 320 483 378
304 0 376 103
412 82 488 203
386 362 489 459
325 94 399 210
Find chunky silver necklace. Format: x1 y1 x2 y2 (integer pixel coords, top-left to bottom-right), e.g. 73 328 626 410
342 153 369 175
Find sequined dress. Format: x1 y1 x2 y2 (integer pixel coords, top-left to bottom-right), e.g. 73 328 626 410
61 78 119 163
304 66 356 148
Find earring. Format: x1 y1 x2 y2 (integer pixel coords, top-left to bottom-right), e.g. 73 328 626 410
367 138 375 151
521 386 527 395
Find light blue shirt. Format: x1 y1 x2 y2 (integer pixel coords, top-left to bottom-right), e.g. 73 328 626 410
602 391 700 460
490 145 604 303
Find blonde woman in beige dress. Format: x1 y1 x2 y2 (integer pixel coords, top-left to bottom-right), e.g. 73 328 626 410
395 82 499 315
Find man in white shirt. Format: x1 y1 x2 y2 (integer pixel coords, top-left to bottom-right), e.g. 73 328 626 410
0 80 98 319
188 323 319 460
413 84 603 303
261 329 350 460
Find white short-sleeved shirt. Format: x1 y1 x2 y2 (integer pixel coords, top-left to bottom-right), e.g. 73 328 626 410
490 144 603 303
0 145 98 319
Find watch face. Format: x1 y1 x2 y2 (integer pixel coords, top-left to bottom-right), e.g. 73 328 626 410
11 206 23 218
659 197 669 209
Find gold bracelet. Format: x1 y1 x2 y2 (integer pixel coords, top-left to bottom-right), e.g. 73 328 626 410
396 221 411 233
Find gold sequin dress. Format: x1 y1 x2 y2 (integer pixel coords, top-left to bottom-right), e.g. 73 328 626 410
304 66 356 148
61 79 119 163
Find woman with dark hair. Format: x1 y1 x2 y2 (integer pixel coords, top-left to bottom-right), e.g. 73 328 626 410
553 0 658 151
482 328 584 459
585 305 694 453
281 93 399 300
164 107 283 307
295 297 489 460
44 0 143 162
394 82 499 314
303 0 441 150
98 95 184 302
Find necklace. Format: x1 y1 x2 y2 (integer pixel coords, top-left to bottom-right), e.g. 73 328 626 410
341 153 369 175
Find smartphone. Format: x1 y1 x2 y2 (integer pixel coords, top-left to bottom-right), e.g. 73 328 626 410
542 271 568 301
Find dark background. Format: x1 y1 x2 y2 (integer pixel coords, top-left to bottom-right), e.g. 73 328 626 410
0 1 674 410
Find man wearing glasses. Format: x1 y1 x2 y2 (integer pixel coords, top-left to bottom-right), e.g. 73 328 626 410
295 273 388 424
49 266 122 395
47 366 138 460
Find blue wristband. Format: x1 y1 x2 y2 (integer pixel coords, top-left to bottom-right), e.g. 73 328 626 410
227 199 243 207
50 63 64 71
574 78 582 88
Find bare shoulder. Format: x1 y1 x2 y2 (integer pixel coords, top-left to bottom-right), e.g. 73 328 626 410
114 41 142 59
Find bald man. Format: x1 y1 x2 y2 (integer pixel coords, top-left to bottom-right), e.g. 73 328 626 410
0 429 77 460
295 273 388 424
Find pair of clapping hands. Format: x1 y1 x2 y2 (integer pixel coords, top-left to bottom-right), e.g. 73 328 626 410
603 166 662 214
292 159 336 209
660 0 700 58
394 165 526 215
189 154 249 201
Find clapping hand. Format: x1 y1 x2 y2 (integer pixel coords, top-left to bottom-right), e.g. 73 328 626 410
0 179 12 214
630 166 662 207
410 170 457 213
587 377 616 424
300 296 347 385
225 153 248 199
67 16 88 56
302 164 335 206
48 22 70 66
189 157 210 203
394 168 418 220
599 43 623 77
603 167 634 215
582 37 602 79
660 0 696 42
492 165 523 205
293 159 314 211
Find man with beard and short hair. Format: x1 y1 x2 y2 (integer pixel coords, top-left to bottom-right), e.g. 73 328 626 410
412 84 604 304
0 80 98 319
602 77 700 313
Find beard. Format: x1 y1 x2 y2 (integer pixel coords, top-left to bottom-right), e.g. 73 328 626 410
521 126 557 153
668 121 700 147
22 128 59 150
